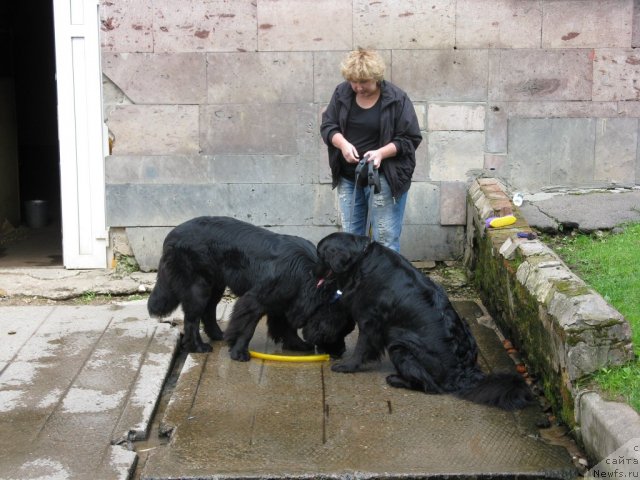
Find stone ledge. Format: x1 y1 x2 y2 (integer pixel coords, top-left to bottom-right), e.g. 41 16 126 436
576 392 640 465
464 177 637 464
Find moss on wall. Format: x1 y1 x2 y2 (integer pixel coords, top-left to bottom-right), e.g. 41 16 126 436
471 218 576 424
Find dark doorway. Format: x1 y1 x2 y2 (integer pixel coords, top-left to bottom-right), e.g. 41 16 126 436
0 1 63 267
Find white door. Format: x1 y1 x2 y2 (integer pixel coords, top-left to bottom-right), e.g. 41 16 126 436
52 0 107 268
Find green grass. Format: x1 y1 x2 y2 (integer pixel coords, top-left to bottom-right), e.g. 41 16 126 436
75 291 98 304
549 223 640 412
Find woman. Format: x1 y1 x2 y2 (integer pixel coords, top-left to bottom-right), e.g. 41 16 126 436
320 48 422 252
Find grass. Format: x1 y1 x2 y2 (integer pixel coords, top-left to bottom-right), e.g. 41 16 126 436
74 290 99 304
548 223 640 412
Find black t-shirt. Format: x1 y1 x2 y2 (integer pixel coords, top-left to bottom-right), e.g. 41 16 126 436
340 96 381 180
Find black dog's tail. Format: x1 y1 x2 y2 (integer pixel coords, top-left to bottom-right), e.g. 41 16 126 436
147 254 180 318
457 371 534 411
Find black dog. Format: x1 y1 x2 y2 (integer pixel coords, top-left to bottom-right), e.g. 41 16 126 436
147 217 353 359
315 232 533 410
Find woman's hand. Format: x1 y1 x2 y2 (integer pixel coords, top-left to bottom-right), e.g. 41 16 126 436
341 143 360 163
331 133 360 163
364 143 397 169
364 149 383 168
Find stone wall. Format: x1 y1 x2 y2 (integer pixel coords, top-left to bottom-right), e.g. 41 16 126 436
100 0 640 269
465 177 634 427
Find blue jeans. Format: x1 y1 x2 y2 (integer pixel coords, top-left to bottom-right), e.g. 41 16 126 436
337 174 408 252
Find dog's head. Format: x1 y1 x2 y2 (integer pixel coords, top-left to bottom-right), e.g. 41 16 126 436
315 232 370 286
302 299 355 358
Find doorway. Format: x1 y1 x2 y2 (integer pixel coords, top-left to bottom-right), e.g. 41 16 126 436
0 1 63 267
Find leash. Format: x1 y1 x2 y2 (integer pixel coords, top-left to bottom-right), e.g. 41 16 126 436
350 155 381 240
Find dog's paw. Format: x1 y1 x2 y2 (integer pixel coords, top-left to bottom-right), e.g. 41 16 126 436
204 329 224 341
229 348 250 362
182 340 213 354
198 343 213 353
323 342 346 359
331 361 359 373
386 374 411 389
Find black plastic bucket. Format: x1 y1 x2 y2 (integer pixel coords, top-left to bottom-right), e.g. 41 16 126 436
24 200 49 228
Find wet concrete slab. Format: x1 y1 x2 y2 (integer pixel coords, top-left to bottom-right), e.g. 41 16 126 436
142 300 577 480
0 300 178 479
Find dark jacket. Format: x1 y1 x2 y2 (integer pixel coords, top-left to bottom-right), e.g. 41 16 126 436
320 80 422 199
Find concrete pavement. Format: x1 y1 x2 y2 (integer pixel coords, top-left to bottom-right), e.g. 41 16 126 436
519 187 640 233
0 300 178 479
141 300 577 480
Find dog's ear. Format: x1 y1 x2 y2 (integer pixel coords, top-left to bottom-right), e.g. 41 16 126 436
318 233 369 274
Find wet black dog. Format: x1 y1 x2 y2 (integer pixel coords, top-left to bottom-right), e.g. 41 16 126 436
315 232 533 410
147 217 353 359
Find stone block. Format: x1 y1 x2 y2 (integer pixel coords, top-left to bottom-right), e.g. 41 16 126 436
548 119 596 185
617 101 640 116
393 50 489 102
102 76 132 111
269 225 339 246
506 101 620 118
404 182 440 225
484 154 507 172
414 103 427 131
428 103 485 131
100 0 153 53
126 227 172 271
489 50 592 101
548 292 633 380
257 0 351 51
634 0 640 48
412 141 430 182
317 149 332 184
517 258 576 304
103 53 206 104
353 0 455 49
593 49 640 101
109 228 134 257
455 0 542 48
312 184 340 227
106 184 320 227
594 118 638 184
542 0 633 48
207 52 313 104
507 118 596 191
200 104 298 155
485 103 507 153
400 225 465 261
428 131 485 181
296 103 320 155
440 182 467 226
107 105 199 155
638 124 640 184
577 392 640 466
153 0 257 53
105 155 213 184
211 155 317 184
313 51 350 104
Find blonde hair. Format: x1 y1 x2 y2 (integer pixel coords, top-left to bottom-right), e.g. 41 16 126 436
340 48 385 82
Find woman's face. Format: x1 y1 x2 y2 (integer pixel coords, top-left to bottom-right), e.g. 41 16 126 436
349 79 379 97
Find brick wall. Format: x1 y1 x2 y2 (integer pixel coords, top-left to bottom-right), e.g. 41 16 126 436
100 0 640 269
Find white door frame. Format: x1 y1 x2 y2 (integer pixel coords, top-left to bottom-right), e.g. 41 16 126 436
52 0 107 268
